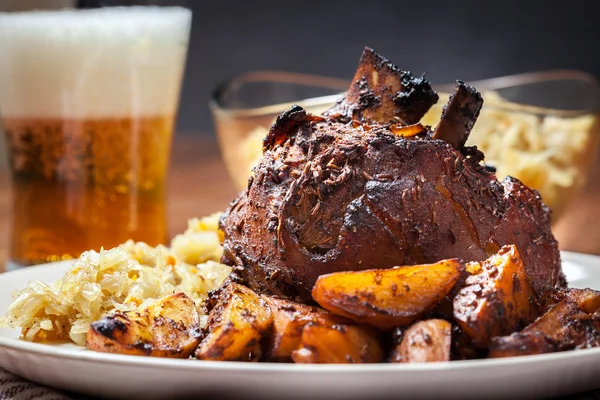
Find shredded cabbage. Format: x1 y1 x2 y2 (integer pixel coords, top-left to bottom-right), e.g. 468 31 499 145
1 213 231 346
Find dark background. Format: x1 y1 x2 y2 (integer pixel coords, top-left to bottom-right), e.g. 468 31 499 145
178 0 600 135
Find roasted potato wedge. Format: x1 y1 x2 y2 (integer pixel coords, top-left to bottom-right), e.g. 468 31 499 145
567 288 600 314
453 245 537 347
262 296 350 362
389 319 452 363
312 260 463 330
292 321 384 364
489 288 600 357
488 332 558 358
87 293 201 358
523 294 586 342
195 283 272 361
450 324 486 360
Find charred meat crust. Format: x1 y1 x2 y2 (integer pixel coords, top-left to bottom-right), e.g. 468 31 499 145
220 48 562 302
263 106 324 151
221 111 561 300
325 47 439 125
433 81 483 148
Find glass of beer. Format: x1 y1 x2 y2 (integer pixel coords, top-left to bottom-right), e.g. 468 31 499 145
0 5 191 268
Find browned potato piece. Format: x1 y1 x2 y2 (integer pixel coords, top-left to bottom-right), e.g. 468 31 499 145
489 288 600 358
292 322 384 364
451 324 486 360
87 293 201 358
522 295 584 342
312 260 463 330
453 245 537 348
389 319 452 363
195 283 272 361
488 332 558 358
262 296 350 362
567 288 600 314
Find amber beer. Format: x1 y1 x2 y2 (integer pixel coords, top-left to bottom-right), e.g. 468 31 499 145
0 7 191 267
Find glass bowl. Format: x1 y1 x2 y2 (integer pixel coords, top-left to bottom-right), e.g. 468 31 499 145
209 70 600 223
210 71 347 190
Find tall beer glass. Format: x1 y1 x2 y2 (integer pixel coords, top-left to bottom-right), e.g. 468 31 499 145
0 6 191 268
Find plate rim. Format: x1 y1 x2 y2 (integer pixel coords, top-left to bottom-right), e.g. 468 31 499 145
0 250 599 373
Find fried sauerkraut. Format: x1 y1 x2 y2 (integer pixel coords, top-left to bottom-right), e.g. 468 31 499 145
1 213 231 346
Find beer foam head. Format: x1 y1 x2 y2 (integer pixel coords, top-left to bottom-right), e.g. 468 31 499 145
0 7 191 119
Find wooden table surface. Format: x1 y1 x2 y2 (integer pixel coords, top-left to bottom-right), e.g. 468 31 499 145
0 135 599 272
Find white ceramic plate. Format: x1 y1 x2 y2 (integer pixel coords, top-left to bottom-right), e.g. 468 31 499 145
1 252 600 400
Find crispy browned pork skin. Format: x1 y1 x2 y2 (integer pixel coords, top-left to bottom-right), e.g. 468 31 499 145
220 47 563 302
489 288 600 358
